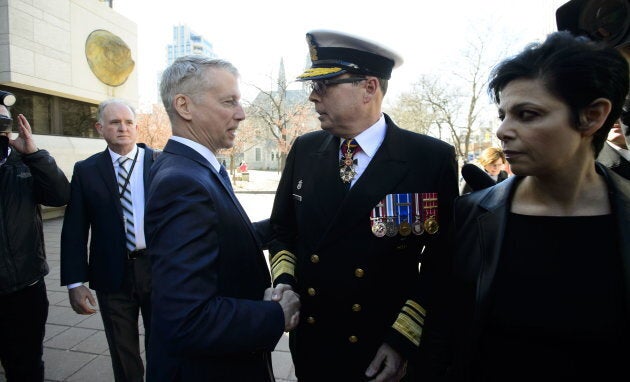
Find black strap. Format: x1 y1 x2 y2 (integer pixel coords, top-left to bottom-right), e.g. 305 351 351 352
118 148 139 199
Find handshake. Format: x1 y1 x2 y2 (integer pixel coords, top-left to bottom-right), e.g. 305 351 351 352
264 283 300 332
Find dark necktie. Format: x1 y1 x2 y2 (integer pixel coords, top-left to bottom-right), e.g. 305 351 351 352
339 139 361 184
219 165 234 192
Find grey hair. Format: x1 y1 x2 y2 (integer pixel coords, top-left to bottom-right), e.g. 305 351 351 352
378 78 389 96
160 55 239 119
97 98 136 124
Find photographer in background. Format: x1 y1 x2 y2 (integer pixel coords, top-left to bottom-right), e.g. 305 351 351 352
0 91 70 381
556 0 630 164
598 114 630 179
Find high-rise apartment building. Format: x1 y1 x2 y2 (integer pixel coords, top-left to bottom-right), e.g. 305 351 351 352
166 24 216 65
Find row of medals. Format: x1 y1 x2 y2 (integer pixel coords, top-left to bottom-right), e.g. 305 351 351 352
371 215 438 238
339 148 439 237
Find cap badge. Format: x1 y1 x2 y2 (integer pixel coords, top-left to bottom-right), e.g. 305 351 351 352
306 34 319 61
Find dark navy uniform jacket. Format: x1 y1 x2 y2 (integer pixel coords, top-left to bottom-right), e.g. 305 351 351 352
270 114 459 380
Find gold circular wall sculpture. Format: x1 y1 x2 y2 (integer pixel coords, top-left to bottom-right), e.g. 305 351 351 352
85 29 135 87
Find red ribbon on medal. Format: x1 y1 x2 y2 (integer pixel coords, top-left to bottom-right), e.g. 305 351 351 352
421 192 439 235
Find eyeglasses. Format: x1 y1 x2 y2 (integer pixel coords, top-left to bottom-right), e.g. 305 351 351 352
308 77 366 96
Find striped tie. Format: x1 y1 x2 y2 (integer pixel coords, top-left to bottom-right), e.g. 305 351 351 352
117 156 136 252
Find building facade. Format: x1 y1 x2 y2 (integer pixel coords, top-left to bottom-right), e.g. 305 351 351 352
0 0 138 177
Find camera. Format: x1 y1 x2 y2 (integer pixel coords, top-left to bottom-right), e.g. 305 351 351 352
0 115 11 133
556 0 630 47
0 90 15 133
0 90 16 107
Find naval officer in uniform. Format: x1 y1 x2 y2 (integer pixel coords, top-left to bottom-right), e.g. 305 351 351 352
269 30 459 381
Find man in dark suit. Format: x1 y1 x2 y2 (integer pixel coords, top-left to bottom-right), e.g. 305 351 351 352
144 55 300 382
60 99 156 381
269 30 459 381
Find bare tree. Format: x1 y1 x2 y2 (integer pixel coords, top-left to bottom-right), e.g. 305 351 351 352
389 27 510 165
385 91 435 135
245 72 316 171
136 104 171 149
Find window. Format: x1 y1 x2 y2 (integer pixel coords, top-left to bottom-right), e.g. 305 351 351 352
2 85 99 138
60 99 98 138
6 89 51 134
255 147 261 161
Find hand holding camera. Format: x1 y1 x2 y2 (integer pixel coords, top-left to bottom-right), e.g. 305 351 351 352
10 113 38 155
0 90 37 156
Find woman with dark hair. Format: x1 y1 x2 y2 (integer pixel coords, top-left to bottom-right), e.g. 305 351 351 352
421 31 630 381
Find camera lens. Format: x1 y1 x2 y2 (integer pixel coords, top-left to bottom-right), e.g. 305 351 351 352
0 91 16 107
578 0 630 46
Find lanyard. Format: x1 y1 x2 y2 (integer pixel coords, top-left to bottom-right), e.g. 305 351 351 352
118 148 139 199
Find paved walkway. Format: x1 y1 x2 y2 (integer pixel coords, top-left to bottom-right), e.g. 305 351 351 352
0 171 297 382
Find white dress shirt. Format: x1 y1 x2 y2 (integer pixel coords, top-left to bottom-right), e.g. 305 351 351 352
340 114 387 188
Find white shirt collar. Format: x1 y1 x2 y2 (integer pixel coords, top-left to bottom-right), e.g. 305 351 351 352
606 141 630 162
342 114 387 158
170 136 221 172
109 145 139 164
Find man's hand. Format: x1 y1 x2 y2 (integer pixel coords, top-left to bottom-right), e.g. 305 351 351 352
68 285 97 315
277 289 300 331
270 283 294 301
9 114 37 154
365 343 406 382
263 284 300 331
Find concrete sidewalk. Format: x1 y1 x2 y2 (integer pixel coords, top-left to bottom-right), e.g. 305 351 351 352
0 171 296 382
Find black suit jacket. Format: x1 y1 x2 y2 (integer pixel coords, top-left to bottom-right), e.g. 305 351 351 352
60 143 156 292
145 140 284 382
597 142 630 180
269 114 459 379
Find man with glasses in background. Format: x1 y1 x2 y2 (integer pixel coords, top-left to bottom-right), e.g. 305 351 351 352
268 30 459 381
557 0 630 180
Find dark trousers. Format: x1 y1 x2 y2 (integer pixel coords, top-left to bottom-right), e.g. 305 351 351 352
96 256 152 382
0 279 48 382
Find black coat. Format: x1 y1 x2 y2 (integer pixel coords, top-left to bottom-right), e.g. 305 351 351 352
442 164 630 380
0 149 69 294
270 114 459 379
461 170 508 194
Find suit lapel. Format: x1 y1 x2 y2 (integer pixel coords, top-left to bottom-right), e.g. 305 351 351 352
164 140 259 244
310 135 347 222
96 149 123 220
139 143 154 199
474 177 538 323
319 121 409 246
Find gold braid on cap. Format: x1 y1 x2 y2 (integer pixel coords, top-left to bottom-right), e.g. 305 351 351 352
391 299 426 347
270 250 296 281
297 67 344 79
